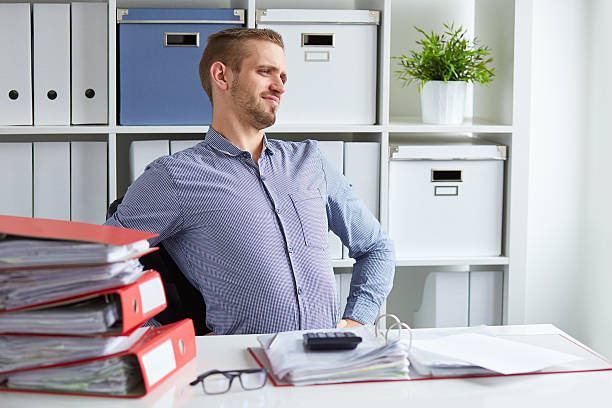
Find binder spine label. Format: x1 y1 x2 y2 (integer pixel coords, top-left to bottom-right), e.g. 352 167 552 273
141 339 176 387
138 276 166 314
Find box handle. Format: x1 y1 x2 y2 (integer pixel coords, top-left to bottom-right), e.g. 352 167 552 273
434 186 459 196
431 169 462 182
301 33 334 47
164 32 200 47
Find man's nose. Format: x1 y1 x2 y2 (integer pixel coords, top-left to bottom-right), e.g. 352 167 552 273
271 76 285 94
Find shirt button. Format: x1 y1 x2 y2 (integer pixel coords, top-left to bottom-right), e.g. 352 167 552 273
287 246 293 253
261 175 266 181
275 208 280 214
297 288 303 295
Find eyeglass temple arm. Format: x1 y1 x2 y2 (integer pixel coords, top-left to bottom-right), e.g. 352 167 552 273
189 370 220 386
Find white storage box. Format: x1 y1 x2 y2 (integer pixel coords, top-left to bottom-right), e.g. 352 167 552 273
389 138 506 257
256 9 379 125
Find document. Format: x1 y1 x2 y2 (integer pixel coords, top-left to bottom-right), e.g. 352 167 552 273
411 332 581 376
7 356 142 396
0 327 149 373
0 298 119 334
0 259 144 310
256 326 410 385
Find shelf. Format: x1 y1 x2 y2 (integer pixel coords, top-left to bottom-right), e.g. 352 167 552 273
331 259 355 268
0 126 110 135
265 124 383 133
116 126 209 134
388 116 513 134
333 257 509 268
395 256 509 267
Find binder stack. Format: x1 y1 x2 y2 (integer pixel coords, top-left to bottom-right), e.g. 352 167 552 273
0 215 196 397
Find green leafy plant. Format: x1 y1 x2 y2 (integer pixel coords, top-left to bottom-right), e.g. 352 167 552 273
393 23 495 91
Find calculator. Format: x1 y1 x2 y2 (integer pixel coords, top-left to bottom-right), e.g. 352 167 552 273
303 331 363 351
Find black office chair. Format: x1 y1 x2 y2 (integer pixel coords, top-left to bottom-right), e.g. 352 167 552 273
107 197 211 335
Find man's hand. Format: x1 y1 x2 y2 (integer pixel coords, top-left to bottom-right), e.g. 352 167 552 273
337 318 363 328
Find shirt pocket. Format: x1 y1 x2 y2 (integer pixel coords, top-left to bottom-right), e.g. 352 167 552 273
289 189 328 249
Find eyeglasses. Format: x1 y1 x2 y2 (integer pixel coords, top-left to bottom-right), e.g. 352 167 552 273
189 369 268 395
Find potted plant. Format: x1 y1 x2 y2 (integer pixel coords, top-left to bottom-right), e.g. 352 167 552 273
393 23 495 125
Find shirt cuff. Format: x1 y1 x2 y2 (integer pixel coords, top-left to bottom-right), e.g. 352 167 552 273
342 297 381 325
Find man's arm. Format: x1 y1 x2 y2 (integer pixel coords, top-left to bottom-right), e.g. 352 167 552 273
318 145 396 325
105 161 184 246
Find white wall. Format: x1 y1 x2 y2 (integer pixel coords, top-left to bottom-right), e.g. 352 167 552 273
527 0 612 358
578 0 612 358
526 0 588 339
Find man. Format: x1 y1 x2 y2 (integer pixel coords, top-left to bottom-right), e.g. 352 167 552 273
106 28 395 335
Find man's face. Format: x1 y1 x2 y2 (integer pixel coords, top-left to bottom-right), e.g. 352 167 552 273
229 40 287 129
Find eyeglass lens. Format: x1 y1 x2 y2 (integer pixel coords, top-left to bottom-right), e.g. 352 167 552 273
239 371 267 390
202 373 231 394
201 370 267 394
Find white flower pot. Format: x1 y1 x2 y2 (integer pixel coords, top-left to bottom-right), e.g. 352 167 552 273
420 80 467 125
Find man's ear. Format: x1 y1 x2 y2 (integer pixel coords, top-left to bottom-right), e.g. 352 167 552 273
210 61 229 91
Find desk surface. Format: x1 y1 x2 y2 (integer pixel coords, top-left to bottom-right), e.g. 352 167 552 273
1 324 611 408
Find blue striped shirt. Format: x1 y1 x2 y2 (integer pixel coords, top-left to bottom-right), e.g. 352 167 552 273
105 128 395 335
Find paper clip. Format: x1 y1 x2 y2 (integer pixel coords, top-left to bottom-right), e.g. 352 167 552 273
374 314 413 351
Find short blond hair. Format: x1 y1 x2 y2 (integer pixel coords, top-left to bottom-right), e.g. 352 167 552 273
199 28 284 103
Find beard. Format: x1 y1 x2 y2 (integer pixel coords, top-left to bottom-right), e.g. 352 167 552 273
230 76 277 130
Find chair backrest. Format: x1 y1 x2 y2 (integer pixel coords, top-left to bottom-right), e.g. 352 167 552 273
107 196 210 335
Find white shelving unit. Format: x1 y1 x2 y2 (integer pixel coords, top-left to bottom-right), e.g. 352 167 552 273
0 0 531 326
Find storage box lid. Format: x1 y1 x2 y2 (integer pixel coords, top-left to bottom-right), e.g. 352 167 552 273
390 138 507 161
256 9 380 25
117 8 244 24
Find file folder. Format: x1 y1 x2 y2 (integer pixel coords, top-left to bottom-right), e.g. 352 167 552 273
71 2 108 124
0 143 32 217
71 141 108 224
33 3 70 125
317 141 344 259
469 270 503 326
0 270 167 336
413 271 469 328
129 140 170 182
33 142 70 220
343 142 380 258
1 319 196 397
0 3 32 125
0 214 157 257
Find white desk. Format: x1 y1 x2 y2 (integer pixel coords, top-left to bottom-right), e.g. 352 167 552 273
1 324 611 408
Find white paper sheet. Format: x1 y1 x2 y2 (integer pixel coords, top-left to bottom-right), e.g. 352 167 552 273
412 333 581 375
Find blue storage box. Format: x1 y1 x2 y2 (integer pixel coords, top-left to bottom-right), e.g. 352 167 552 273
118 8 245 125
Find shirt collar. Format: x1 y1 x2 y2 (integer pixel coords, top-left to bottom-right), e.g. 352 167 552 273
204 127 275 157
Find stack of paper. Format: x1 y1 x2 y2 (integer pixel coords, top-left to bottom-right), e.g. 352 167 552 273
408 329 582 377
0 298 120 334
0 237 151 268
7 356 143 396
257 326 411 385
0 259 144 310
0 327 148 373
